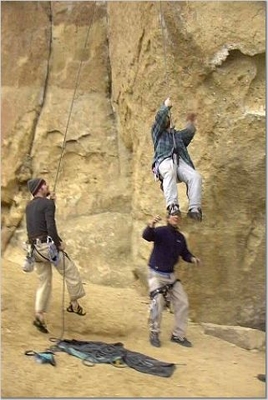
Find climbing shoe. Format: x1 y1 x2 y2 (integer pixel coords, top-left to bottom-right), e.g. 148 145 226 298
167 203 181 217
150 332 161 347
171 334 192 347
33 317 49 334
187 208 202 221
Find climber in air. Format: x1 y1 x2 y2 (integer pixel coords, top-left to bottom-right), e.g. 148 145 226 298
151 97 202 221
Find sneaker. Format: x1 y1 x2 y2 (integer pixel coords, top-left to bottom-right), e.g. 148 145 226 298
150 332 161 347
167 203 181 217
171 334 192 347
187 208 202 221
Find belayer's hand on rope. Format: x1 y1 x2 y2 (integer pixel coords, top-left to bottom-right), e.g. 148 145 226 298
49 191 56 201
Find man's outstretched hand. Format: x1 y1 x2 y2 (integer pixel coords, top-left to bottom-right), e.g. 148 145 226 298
191 256 202 266
149 215 162 228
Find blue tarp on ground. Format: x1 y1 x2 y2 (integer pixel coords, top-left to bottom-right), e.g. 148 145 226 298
54 338 176 378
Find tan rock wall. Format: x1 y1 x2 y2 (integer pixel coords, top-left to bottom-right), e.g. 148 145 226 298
1 2 265 329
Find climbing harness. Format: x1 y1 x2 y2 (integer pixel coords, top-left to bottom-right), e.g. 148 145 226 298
31 236 60 266
149 279 180 325
149 279 180 300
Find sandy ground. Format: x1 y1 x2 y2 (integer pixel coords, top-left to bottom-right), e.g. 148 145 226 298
1 258 266 399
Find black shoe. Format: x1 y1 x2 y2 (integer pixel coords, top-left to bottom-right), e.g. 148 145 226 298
150 332 161 347
187 208 202 221
171 334 192 347
33 317 49 334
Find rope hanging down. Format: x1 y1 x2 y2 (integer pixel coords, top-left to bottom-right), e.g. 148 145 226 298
51 3 96 341
159 1 176 151
53 2 97 194
159 1 170 94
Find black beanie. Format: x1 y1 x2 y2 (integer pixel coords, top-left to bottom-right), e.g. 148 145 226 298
27 178 45 196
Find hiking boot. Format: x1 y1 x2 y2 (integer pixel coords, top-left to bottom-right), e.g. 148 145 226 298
171 334 192 347
150 332 161 347
187 208 202 221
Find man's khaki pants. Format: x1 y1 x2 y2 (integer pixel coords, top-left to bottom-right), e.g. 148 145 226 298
33 243 85 313
148 269 189 338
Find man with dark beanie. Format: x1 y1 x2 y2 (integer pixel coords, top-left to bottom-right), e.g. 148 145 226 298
142 209 201 348
26 178 86 334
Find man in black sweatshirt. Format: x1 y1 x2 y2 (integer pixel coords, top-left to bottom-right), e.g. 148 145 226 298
142 209 201 348
25 178 86 334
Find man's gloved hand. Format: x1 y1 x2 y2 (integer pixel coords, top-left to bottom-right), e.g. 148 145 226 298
164 97 172 108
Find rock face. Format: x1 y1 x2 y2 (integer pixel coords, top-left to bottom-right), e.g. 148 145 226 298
2 2 265 329
202 323 265 351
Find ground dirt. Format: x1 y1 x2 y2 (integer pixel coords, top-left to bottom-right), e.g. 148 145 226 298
1 259 266 399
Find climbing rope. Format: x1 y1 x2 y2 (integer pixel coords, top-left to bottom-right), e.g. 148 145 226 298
158 1 176 144
159 1 170 95
51 2 96 340
53 2 97 194
59 252 66 340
